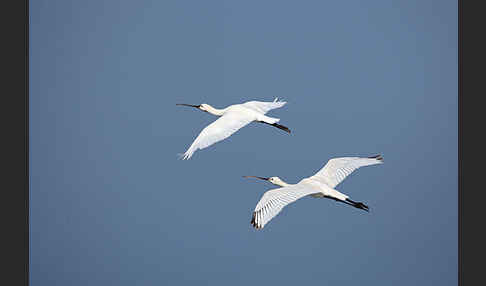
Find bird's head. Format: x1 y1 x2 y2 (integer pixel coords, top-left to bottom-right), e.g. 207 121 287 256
199 103 211 112
243 176 288 187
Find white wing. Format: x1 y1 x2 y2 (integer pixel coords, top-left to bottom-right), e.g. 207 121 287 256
181 112 253 160
251 182 318 229
308 155 384 188
242 97 286 114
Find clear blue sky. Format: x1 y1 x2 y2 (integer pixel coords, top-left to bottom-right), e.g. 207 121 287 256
30 1 457 285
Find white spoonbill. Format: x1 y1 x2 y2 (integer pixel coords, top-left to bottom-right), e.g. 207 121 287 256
244 155 384 229
177 98 290 160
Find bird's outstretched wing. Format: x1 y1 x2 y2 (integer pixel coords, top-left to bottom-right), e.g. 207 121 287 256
251 183 318 229
181 112 253 160
308 155 384 188
242 97 287 114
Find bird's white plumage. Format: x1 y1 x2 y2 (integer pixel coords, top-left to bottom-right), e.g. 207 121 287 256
181 112 254 160
252 182 318 229
242 97 287 114
180 98 287 160
250 155 383 229
309 156 383 188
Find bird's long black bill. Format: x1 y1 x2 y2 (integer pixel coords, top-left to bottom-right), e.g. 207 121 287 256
243 176 270 181
176 104 201 108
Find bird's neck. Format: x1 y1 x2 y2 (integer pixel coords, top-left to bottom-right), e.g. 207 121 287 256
205 105 226 116
275 180 291 187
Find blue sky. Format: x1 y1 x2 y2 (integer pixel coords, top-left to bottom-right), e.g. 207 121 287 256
30 1 457 285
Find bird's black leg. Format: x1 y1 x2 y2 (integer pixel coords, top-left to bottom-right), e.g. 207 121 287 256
345 198 370 212
258 121 291 133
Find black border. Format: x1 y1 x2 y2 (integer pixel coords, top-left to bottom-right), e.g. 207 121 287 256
459 0 484 285
1 0 28 285
26 0 29 283
0 0 479 285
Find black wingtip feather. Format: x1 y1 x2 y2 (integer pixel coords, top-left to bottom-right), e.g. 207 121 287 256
251 211 263 229
368 154 383 162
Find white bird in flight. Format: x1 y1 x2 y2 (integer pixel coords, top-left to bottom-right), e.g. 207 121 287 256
244 155 384 229
177 98 290 160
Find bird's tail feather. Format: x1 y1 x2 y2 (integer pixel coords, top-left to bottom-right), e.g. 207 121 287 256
273 97 286 103
178 149 195 160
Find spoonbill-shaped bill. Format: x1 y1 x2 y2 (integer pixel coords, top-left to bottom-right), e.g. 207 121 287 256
177 98 290 160
244 155 384 229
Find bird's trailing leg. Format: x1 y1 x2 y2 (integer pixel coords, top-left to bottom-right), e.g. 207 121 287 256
344 198 369 212
258 121 291 134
